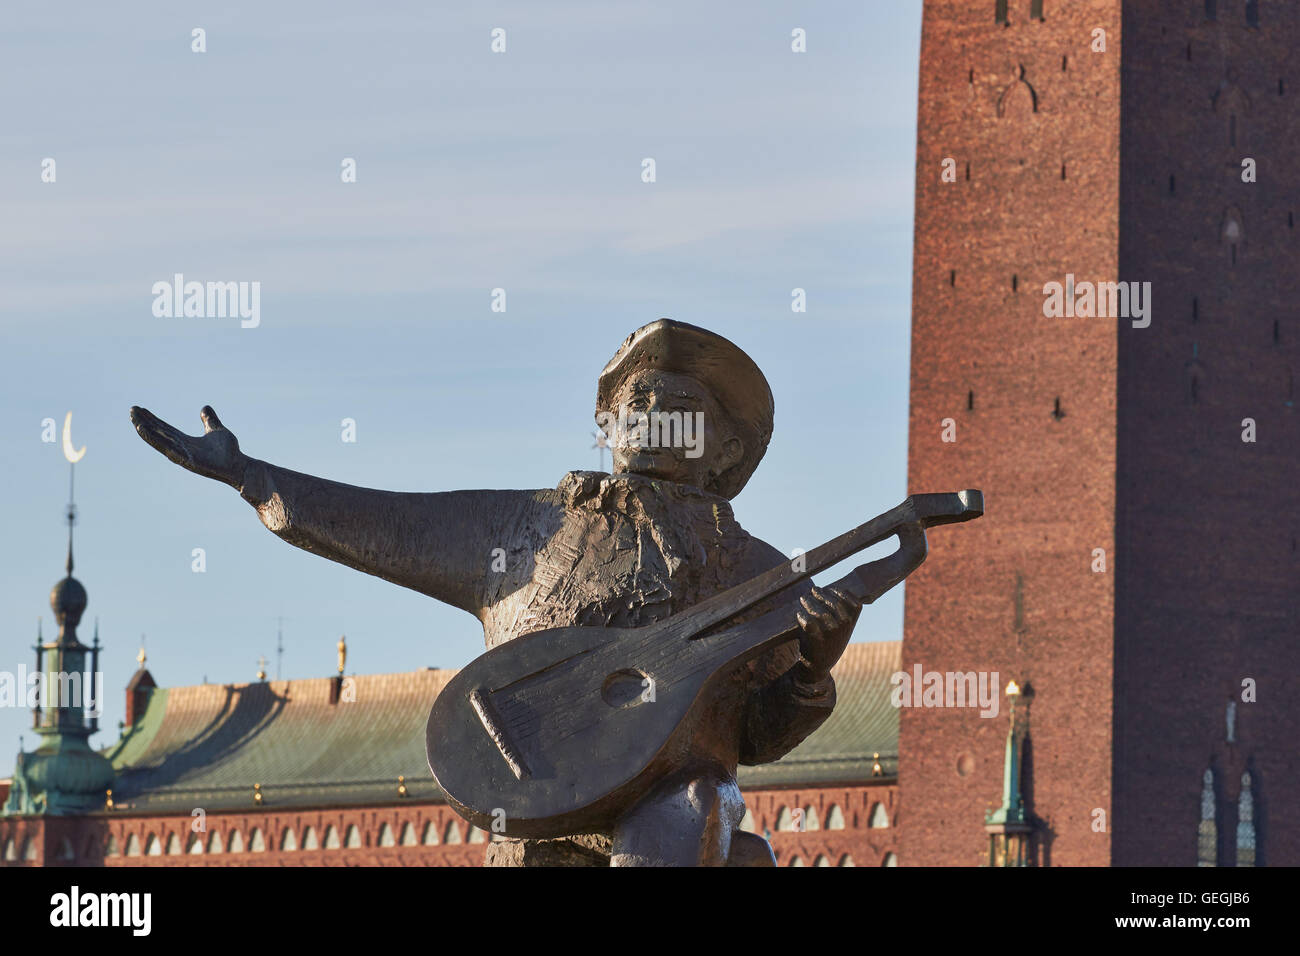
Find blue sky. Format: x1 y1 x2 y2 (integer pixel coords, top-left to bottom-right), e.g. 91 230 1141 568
0 2 923 775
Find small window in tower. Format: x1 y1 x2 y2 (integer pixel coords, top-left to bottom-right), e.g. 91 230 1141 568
1052 397 1064 420
1031 0 1044 21
1205 0 1217 21
996 0 1008 24
1191 374 1200 404
1061 162 1067 180
965 161 971 180
968 390 975 411
1288 211 1293 228
1237 772 1256 866
950 269 957 287
1192 297 1198 321
1062 54 1068 71
1169 174 1176 195
1246 0 1259 27
969 67 975 84
1198 769 1217 866
1273 320 1279 344
1186 42 1192 61
1280 79 1285 96
1012 274 1018 292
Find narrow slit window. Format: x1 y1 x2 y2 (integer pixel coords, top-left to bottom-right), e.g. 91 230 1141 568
996 0 1008 24
1205 0 1217 21
1246 0 1259 27
1031 0 1044 21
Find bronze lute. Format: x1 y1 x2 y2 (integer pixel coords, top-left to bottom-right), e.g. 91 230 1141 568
426 490 983 839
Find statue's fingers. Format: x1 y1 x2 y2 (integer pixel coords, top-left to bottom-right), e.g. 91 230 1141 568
200 405 224 434
129 407 195 467
804 588 844 626
797 610 823 640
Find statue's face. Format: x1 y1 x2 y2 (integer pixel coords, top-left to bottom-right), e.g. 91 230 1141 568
602 370 744 494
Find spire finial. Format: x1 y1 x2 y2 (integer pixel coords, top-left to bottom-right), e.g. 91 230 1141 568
136 637 146 667
337 635 347 676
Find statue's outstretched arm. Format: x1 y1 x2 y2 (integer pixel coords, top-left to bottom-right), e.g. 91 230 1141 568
129 405 515 614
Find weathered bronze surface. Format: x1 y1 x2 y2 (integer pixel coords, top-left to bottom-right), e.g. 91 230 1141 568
129 319 982 866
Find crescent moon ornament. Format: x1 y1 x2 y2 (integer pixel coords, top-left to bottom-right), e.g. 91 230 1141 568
62 411 86 464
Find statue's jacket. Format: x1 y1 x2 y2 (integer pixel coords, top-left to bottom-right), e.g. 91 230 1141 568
239 463 835 854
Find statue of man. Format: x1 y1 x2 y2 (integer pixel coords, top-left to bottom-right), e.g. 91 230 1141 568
130 319 861 866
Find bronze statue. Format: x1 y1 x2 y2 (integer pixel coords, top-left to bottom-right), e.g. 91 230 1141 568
130 319 981 866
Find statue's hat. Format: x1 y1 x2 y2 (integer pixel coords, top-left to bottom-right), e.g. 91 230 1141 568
596 319 774 499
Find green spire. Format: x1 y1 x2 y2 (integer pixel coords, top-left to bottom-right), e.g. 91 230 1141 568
3 470 115 817
984 679 1034 866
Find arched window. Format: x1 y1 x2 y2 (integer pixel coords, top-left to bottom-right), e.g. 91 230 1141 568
1030 0 1044 20
775 806 794 831
995 0 1008 25
739 808 756 833
378 823 395 847
344 825 361 848
788 855 805 867
814 855 831 867
125 833 141 857
400 822 418 846
323 825 341 849
3 838 16 862
826 805 846 830
469 827 487 844
1237 772 1256 867
21 837 36 861
143 834 161 856
1197 768 1217 866
164 833 180 855
302 826 319 850
281 827 298 851
228 830 244 853
106 834 120 857
206 831 221 854
838 854 856 867
187 834 203 855
444 820 462 844
869 802 891 828
249 827 266 852
422 821 439 845
803 805 821 831
882 852 899 867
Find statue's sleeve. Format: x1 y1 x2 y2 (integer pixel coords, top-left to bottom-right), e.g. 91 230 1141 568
237 458 534 615
736 547 839 766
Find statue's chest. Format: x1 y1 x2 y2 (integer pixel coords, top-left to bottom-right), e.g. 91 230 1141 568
481 505 747 647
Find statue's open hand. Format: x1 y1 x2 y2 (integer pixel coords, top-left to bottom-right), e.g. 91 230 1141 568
795 585 861 681
129 405 247 488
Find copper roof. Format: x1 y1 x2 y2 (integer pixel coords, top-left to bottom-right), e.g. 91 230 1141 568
104 642 900 812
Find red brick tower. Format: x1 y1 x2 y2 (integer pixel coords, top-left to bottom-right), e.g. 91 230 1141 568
901 0 1298 866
